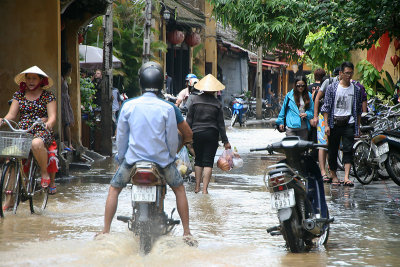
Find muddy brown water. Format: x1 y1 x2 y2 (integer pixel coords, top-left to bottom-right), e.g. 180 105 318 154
0 128 400 266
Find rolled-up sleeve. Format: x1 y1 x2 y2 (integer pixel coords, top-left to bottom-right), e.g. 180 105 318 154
165 107 179 158
116 107 130 164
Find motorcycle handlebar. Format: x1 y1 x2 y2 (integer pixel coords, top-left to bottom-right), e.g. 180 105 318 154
250 147 269 152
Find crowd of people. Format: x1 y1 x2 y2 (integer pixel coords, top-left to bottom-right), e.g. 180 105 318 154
276 61 367 186
0 60 373 242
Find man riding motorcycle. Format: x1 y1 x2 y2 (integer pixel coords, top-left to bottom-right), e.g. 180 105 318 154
99 61 192 238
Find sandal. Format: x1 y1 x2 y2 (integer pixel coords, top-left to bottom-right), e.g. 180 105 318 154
322 175 332 183
48 186 57 195
343 180 354 187
41 177 50 188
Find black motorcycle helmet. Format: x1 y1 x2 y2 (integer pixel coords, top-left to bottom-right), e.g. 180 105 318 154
139 61 164 93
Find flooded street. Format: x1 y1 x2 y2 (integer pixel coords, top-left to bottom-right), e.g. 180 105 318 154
1 127 400 266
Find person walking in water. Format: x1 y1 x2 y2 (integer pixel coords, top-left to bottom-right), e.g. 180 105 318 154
186 74 231 194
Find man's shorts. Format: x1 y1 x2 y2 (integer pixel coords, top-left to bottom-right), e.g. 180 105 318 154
317 113 328 145
110 160 184 188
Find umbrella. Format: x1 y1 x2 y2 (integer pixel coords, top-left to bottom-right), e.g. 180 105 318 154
79 44 122 69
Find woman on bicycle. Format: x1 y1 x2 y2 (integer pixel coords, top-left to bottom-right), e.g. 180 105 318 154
0 66 58 194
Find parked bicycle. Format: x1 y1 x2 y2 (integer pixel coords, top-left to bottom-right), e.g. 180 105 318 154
0 118 48 217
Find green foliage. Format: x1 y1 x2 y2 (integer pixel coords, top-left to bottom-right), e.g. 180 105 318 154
85 1 167 97
306 0 400 50
209 0 311 59
382 71 399 96
303 27 349 72
356 60 381 97
192 44 204 79
80 77 97 128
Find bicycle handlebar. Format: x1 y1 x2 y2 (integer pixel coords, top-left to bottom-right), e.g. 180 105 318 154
1 118 47 133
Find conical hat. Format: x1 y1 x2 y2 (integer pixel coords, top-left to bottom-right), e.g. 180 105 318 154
14 66 54 90
194 74 225 92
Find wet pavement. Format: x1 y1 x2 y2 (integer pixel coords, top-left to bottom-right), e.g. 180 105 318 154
1 127 400 266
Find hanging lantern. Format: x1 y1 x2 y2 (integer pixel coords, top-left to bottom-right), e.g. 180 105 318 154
390 55 400 67
167 30 185 45
394 38 400 51
185 32 201 47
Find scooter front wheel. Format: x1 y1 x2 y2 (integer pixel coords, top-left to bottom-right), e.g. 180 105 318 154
231 113 238 127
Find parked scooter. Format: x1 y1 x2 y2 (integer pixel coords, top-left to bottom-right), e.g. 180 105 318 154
231 94 248 127
117 161 180 254
251 136 334 252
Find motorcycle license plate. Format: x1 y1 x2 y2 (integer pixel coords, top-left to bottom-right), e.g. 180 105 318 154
376 142 389 157
131 185 156 202
270 189 295 210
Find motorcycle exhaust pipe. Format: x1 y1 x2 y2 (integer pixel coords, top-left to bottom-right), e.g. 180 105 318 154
303 219 321 235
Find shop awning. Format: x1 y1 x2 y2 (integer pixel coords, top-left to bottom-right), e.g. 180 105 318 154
164 0 205 28
249 61 288 69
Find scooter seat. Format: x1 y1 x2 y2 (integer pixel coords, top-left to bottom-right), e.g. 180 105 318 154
360 125 374 133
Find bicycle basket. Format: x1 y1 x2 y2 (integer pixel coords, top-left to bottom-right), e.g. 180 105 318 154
0 131 33 158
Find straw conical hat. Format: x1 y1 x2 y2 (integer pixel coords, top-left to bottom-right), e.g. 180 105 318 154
14 66 54 90
194 74 225 92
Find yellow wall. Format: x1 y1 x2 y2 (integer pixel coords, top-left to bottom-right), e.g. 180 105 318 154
0 0 61 132
351 41 400 83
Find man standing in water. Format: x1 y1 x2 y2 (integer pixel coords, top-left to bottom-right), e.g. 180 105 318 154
99 61 192 238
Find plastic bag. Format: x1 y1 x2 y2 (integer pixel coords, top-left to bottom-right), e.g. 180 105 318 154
176 146 192 176
217 149 234 171
232 148 243 169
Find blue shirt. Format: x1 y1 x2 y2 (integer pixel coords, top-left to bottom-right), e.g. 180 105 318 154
116 92 178 167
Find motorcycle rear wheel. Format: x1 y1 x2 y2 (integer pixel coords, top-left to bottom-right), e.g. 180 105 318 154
281 207 305 253
139 223 152 255
385 150 400 186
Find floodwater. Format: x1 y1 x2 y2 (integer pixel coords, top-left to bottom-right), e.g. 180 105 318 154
1 128 400 266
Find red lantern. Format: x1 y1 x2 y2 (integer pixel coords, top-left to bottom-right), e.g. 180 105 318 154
167 30 185 45
394 38 400 50
78 33 84 44
185 32 201 47
390 55 400 67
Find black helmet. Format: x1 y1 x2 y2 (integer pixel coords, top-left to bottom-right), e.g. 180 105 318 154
139 61 164 92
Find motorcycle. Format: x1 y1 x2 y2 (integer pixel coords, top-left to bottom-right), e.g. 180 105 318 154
250 136 334 252
231 94 248 127
117 161 180 254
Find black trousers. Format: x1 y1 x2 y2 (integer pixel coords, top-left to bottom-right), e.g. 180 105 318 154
193 128 219 168
328 124 355 172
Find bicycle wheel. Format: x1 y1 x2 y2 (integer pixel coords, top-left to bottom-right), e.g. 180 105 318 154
0 161 19 217
352 141 376 185
29 160 48 214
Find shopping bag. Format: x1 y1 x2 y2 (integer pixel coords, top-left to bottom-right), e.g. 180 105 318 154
232 149 243 169
217 149 234 171
176 146 192 176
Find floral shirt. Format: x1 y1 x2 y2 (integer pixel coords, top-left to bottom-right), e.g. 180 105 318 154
13 90 56 147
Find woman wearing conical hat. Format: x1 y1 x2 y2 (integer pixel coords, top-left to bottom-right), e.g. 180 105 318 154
0 66 58 197
186 74 231 194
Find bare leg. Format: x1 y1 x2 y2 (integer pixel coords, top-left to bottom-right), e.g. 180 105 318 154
330 170 339 184
102 186 123 234
344 163 351 182
49 172 56 188
194 166 203 193
202 167 213 194
31 138 50 187
171 185 191 236
319 149 328 176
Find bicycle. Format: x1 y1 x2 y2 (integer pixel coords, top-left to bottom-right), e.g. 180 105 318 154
0 119 48 217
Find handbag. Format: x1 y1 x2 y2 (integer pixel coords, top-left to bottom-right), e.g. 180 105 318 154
334 115 350 127
276 97 290 132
